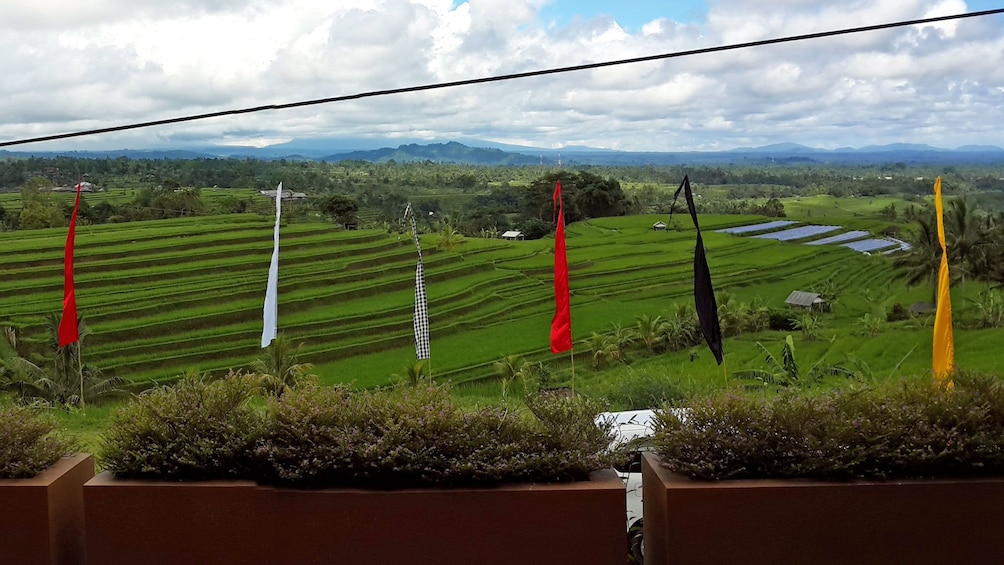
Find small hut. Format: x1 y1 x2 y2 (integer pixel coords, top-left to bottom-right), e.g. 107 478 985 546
652 221 667 231
785 291 827 311
501 230 524 241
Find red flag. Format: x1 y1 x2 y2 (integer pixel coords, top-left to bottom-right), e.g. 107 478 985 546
550 181 572 353
58 183 82 346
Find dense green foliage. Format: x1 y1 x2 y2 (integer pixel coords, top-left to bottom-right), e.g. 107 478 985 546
895 198 1004 290
0 315 126 408
101 377 615 487
100 374 265 481
259 383 614 488
0 403 74 478
653 374 1004 481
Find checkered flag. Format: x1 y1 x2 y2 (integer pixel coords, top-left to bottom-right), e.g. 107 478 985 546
405 204 431 360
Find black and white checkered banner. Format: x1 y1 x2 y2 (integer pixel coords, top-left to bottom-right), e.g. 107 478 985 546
404 203 431 360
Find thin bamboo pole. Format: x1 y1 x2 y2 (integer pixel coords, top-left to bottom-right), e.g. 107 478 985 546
570 348 576 396
77 343 85 410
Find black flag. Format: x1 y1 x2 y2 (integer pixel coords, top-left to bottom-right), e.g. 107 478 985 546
669 175 724 365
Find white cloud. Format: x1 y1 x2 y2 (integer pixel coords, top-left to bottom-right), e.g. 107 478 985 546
0 0 1002 151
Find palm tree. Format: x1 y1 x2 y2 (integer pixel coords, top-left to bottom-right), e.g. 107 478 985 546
0 314 125 408
254 334 314 397
857 313 884 337
945 198 983 287
662 306 698 351
733 335 853 387
392 360 428 387
972 289 1004 329
493 354 530 397
717 292 751 337
747 296 772 332
894 212 941 302
586 333 618 369
436 222 465 251
634 314 666 352
493 354 530 382
793 313 823 341
606 323 636 361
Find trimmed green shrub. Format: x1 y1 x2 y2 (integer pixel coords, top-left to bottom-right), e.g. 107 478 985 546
653 374 1004 481
257 384 615 488
100 373 265 481
0 403 75 479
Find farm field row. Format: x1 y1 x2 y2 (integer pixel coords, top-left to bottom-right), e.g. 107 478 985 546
0 212 923 387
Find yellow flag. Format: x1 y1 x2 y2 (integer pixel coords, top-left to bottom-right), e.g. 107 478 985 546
932 177 954 386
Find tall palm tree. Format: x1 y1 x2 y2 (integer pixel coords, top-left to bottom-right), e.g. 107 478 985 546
254 334 314 398
945 198 984 287
894 212 941 302
0 314 124 408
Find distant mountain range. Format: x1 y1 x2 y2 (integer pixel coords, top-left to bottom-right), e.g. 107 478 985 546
2 140 1002 166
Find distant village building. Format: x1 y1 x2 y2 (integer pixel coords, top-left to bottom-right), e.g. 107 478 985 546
652 221 667 231
785 291 827 311
51 182 94 192
501 230 524 241
259 190 307 201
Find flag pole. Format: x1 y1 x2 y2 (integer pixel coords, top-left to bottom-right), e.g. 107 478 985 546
77 342 85 410
569 348 575 396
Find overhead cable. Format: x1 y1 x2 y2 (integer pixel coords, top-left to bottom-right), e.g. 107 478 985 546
1 8 1002 148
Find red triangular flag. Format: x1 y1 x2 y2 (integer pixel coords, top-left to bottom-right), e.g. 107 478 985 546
550 181 572 353
58 183 82 346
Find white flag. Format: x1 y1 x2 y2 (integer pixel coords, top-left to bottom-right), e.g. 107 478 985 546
261 182 282 347
404 204 430 360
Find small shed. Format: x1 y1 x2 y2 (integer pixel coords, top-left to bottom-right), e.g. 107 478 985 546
501 230 524 241
908 302 937 316
259 190 307 201
52 182 94 192
652 221 667 231
785 291 827 310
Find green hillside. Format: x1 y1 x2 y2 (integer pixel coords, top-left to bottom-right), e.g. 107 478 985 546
0 212 983 389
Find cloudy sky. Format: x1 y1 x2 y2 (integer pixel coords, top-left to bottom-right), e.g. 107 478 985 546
1 0 1002 152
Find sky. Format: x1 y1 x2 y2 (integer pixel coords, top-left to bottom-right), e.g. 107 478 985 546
1 0 1002 152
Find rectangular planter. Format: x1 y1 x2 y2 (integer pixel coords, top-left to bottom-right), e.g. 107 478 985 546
642 451 1004 565
0 453 94 565
86 469 626 565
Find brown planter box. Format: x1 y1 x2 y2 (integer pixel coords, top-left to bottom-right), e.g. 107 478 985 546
0 453 94 565
642 451 1004 565
86 469 626 565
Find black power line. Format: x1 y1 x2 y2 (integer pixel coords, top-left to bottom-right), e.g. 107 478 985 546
2 8 1002 148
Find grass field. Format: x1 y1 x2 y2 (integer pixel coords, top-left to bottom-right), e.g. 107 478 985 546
3 204 994 394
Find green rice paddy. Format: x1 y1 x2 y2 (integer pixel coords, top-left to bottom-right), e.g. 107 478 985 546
0 209 994 392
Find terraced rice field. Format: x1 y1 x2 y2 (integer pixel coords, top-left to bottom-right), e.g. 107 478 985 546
0 213 904 388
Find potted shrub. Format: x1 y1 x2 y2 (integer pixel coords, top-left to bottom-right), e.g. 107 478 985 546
0 403 93 565
86 376 626 564
642 375 1004 565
